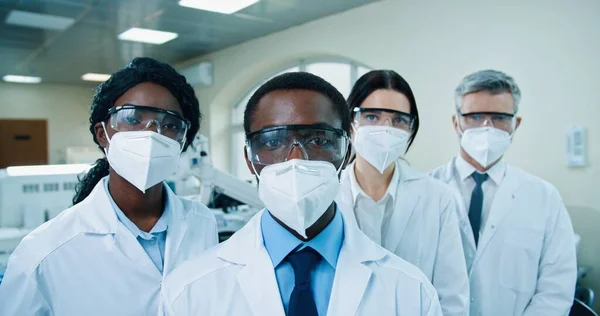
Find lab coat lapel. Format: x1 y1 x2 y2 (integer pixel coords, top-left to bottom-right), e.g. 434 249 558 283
112 222 162 278
327 217 386 315
87 178 155 272
218 211 286 316
163 186 188 276
336 172 360 227
472 166 519 266
443 158 477 266
384 163 421 252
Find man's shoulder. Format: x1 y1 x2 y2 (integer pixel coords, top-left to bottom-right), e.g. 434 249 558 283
175 196 218 223
507 164 561 198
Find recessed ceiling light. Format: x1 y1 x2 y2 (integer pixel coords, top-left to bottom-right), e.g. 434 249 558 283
3 75 42 84
5 10 75 31
178 0 259 14
117 27 178 45
81 73 111 82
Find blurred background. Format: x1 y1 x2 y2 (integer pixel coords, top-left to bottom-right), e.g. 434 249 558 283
0 0 598 312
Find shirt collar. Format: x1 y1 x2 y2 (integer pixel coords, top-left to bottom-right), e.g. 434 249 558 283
261 206 344 269
104 177 170 240
349 161 400 204
455 155 506 185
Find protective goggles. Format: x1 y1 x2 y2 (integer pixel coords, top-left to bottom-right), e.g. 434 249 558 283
106 105 190 146
246 124 349 166
457 111 515 131
353 107 416 131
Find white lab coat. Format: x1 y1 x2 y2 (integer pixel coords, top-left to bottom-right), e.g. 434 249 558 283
160 210 443 316
430 158 577 316
0 177 218 316
336 162 470 316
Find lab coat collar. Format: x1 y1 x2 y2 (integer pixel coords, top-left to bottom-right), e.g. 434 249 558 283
347 160 422 203
382 163 424 251
261 208 344 269
218 208 387 266
217 209 388 316
80 176 188 235
339 162 424 251
81 176 189 277
349 160 401 205
455 154 506 185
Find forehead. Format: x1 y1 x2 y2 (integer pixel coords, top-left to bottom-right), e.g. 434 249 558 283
249 89 340 132
360 89 411 113
460 91 514 114
114 82 182 114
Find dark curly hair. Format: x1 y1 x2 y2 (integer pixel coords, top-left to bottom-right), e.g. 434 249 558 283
72 57 201 205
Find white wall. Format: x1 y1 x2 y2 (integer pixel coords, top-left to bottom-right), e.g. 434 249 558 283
0 82 96 164
182 0 600 309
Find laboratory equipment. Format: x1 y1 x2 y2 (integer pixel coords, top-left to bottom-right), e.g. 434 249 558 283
0 163 91 273
170 134 263 241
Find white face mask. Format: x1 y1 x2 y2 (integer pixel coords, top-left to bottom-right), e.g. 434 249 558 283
103 125 182 193
460 126 511 168
256 159 341 239
352 125 410 173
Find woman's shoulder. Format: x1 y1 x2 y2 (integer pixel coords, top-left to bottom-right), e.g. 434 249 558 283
7 203 86 277
172 196 217 223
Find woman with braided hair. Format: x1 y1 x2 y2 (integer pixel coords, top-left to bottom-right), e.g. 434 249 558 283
0 57 218 316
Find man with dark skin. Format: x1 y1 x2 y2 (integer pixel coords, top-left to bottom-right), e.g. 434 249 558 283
160 72 442 316
244 89 340 241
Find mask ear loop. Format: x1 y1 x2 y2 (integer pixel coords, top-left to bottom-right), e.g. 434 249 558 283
335 136 351 176
247 145 262 181
101 122 111 156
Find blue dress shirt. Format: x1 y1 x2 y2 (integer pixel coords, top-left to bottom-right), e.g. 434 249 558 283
104 178 169 273
261 208 344 316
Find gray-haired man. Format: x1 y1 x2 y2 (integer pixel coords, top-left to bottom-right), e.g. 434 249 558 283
431 70 577 316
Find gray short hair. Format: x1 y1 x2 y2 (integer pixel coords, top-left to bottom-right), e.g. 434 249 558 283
455 70 521 113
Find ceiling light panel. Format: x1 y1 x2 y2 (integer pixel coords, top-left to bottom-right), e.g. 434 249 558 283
3 75 42 84
178 0 259 14
5 10 75 31
117 28 178 45
81 73 111 82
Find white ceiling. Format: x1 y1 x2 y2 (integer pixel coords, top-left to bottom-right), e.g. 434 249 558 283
0 0 380 84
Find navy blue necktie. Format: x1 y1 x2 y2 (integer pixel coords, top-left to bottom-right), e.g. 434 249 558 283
469 172 489 246
287 247 321 316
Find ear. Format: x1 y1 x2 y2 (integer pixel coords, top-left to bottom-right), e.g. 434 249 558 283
244 145 255 175
94 122 109 149
452 114 459 134
515 116 522 130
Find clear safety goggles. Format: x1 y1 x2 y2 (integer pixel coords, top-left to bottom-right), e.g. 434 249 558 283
457 111 516 133
107 105 190 146
353 107 416 132
246 124 349 166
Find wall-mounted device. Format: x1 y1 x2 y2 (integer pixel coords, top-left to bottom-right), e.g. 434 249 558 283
565 126 587 168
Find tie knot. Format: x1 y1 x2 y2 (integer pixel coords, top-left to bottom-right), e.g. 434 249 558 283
287 247 321 285
472 172 489 185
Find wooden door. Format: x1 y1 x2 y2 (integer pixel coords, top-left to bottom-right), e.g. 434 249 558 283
0 119 48 168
